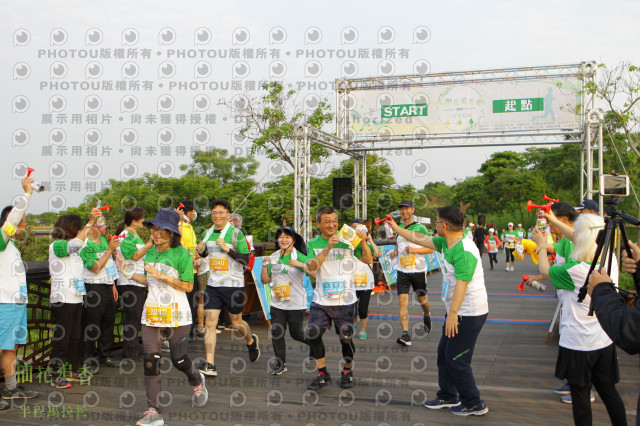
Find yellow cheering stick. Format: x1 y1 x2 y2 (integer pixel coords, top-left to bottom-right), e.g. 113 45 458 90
513 238 539 265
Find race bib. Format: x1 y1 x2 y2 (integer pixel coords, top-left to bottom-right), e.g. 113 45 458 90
489 240 497 252
442 277 455 302
18 285 28 304
322 278 346 299
273 281 290 301
354 272 368 287
106 264 119 281
399 254 416 268
146 303 179 327
74 279 86 296
210 254 229 273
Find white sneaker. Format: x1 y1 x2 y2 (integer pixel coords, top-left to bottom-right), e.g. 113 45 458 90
510 266 514 271
136 407 164 426
505 266 509 271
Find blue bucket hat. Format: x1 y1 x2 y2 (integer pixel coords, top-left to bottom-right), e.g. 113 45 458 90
143 208 181 235
275 226 307 255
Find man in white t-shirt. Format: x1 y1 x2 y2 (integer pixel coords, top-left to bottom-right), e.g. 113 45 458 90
391 206 489 417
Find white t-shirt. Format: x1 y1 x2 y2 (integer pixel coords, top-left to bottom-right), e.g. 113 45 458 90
549 259 617 351
433 236 488 316
49 239 85 304
267 249 309 310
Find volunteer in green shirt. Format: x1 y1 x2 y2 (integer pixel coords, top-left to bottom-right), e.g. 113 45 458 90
117 208 208 425
79 208 121 369
115 207 153 362
502 223 518 272
261 226 309 375
304 206 372 391
0 177 38 406
391 206 489 416
196 199 260 378
390 200 433 346
48 208 100 389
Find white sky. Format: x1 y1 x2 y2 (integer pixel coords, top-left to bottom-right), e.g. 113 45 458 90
2 0 639 213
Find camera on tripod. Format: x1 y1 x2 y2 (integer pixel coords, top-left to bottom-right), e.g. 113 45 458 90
578 174 640 309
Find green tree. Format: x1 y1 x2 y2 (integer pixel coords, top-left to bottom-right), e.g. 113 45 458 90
224 81 334 169
179 148 258 185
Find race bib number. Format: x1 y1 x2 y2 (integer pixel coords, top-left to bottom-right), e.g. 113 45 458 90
273 281 290 301
442 277 454 302
354 272 368 287
18 285 28 304
106 264 119 281
322 279 346 299
146 303 179 327
399 254 416 268
74 279 86 296
210 255 229 273
489 240 497 252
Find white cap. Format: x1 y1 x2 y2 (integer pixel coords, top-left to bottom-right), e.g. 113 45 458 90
489 228 495 233
518 223 522 227
468 222 474 227
508 222 514 226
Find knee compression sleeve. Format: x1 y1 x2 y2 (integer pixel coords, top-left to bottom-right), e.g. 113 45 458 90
144 353 161 376
172 355 193 373
341 340 355 364
308 329 326 360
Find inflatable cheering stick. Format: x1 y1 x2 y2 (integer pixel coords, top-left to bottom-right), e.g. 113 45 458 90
26 167 45 192
517 274 546 292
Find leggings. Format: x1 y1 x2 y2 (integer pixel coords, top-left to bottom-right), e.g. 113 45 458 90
356 289 372 319
308 328 355 364
505 248 515 262
270 307 308 364
570 382 626 426
488 253 498 268
142 325 202 413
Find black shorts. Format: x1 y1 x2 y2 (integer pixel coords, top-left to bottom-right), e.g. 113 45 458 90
203 286 245 314
307 302 356 343
396 271 427 296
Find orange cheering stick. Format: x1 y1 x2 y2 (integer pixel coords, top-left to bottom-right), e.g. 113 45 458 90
526 200 551 213
26 167 45 192
543 194 559 203
27 167 35 177
110 234 125 240
229 217 239 223
517 275 529 291
177 202 184 209
374 214 393 226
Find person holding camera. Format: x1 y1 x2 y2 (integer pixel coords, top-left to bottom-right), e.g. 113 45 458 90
532 213 627 426
588 240 640 426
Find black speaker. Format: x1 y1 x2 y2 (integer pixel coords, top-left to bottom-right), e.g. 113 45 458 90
332 177 353 210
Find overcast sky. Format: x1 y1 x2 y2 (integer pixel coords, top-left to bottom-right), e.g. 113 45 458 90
2 0 639 213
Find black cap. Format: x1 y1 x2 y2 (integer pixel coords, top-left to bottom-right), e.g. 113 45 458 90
397 199 414 208
576 199 599 212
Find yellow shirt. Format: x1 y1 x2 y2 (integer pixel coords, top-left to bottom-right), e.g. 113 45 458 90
181 222 198 273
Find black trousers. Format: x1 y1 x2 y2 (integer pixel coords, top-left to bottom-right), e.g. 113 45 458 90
488 253 498 268
118 285 146 359
83 283 117 361
50 303 83 371
270 307 308 364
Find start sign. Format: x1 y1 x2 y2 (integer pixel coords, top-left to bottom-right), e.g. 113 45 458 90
381 103 428 118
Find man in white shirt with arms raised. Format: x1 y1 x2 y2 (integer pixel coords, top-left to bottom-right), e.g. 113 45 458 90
391 206 489 416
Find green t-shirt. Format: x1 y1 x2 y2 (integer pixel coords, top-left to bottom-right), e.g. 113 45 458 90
120 232 144 260
397 222 429 273
553 237 574 266
79 237 118 283
502 230 519 248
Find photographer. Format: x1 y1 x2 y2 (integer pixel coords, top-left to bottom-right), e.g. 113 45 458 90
588 240 640 425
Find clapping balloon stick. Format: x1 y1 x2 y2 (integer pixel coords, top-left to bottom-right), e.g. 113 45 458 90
526 200 551 213
374 214 393 226
26 167 45 192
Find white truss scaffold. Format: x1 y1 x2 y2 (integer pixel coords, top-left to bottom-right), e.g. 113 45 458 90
294 61 602 240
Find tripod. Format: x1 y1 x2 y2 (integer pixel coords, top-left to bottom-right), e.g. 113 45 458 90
578 197 640 313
